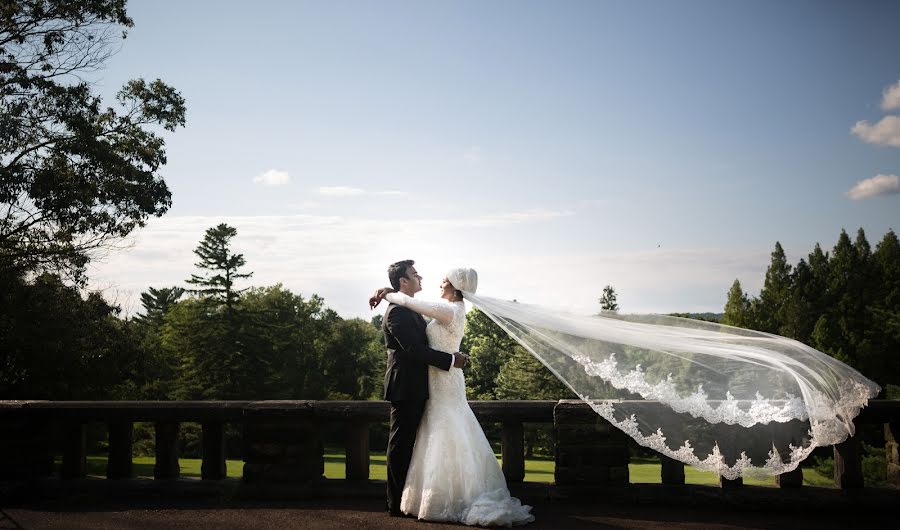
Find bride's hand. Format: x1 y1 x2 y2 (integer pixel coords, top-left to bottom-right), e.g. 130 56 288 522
368 287 395 310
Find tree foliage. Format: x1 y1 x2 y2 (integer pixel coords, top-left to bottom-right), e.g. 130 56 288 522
0 0 185 281
599 285 619 312
186 223 252 312
727 228 900 388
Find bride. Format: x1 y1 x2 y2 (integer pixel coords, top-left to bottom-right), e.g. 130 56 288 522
371 267 535 527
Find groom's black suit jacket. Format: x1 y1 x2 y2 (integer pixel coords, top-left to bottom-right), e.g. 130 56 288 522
382 303 452 402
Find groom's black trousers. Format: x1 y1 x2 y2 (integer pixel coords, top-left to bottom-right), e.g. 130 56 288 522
386 399 427 514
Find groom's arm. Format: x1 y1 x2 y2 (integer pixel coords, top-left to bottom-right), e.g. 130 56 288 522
386 307 453 371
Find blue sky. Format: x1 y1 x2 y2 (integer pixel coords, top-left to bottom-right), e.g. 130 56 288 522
87 0 900 318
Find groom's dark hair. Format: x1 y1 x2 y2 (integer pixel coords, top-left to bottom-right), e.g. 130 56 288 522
388 259 415 290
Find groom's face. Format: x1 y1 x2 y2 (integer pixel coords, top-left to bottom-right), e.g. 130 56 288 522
402 265 423 294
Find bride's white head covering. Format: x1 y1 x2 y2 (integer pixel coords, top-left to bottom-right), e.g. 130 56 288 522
446 267 478 295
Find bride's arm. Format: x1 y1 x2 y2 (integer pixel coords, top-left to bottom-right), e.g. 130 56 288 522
384 292 455 325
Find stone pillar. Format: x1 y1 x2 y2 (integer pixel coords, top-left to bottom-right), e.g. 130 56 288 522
776 467 803 488
885 422 899 489
61 421 87 479
660 454 685 485
554 400 629 487
719 476 743 488
0 419 52 480
242 402 323 498
107 421 133 479
154 421 180 479
834 434 863 489
345 420 369 481
201 421 227 480
501 421 525 483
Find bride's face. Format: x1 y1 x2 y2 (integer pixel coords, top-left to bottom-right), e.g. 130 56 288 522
440 277 460 301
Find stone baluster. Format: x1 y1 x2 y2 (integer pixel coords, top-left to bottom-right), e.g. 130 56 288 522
154 421 180 479
61 421 87 479
501 421 525 483
834 434 863 489
201 421 227 480
659 454 685 485
346 420 370 481
107 421 133 479
884 422 899 488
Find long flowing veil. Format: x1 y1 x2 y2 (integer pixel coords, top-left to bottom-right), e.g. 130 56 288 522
462 291 880 479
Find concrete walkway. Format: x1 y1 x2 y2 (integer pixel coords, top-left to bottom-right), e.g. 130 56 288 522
2 496 895 530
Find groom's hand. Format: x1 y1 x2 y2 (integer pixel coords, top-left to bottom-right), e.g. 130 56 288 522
452 352 468 368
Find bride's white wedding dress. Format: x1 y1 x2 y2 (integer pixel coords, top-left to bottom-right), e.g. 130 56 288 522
386 292 534 527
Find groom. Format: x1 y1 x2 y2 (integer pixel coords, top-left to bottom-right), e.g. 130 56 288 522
376 260 467 517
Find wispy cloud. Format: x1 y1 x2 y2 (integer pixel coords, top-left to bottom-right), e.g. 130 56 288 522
463 209 575 226
252 169 291 187
89 210 770 321
846 174 900 200
851 115 900 147
317 186 366 196
317 186 408 197
463 146 482 162
87 208 577 317
882 79 900 111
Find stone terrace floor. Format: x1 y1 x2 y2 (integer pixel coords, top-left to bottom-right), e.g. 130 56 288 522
3 496 897 530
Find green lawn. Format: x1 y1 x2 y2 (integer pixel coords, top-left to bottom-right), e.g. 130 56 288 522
69 453 832 487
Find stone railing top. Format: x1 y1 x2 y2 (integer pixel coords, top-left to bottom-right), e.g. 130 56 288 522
0 399 897 424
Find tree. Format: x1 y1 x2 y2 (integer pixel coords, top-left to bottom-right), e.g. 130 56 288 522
134 286 184 328
722 279 751 328
599 285 619 312
870 230 900 385
186 224 252 313
461 308 519 400
756 242 792 333
0 1 185 282
0 272 134 399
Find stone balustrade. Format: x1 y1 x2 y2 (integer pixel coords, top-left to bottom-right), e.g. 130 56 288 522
1 399 898 499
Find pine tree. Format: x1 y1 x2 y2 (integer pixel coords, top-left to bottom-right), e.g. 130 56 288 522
186 224 252 313
599 285 619 312
782 259 815 343
722 279 751 328
870 230 900 385
134 287 185 328
756 242 792 333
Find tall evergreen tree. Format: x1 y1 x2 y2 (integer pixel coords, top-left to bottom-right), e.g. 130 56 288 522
599 285 619 312
870 230 900 385
722 279 751 328
756 242 792 333
134 287 185 328
186 224 252 313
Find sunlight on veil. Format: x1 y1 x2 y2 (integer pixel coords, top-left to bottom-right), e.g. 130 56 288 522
462 291 880 479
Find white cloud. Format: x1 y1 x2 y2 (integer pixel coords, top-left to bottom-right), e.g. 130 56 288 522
881 79 900 111
851 115 900 147
252 169 291 187
464 146 482 162
845 174 900 200
317 186 366 196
